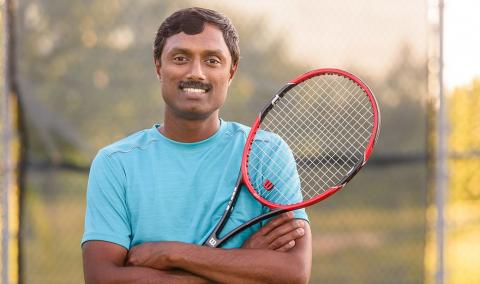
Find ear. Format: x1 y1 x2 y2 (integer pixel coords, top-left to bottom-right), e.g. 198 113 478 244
154 58 161 81
228 64 238 84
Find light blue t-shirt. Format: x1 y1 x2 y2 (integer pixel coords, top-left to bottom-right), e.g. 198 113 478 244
82 120 308 249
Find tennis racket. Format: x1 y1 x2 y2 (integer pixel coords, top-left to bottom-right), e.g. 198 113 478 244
203 68 380 248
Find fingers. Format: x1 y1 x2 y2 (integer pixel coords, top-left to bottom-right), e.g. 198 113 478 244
126 246 139 266
257 212 296 236
241 212 306 251
275 240 296 252
263 216 305 243
269 224 305 250
261 212 306 250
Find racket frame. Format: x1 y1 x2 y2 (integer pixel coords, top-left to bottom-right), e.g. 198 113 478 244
243 68 379 210
203 68 380 248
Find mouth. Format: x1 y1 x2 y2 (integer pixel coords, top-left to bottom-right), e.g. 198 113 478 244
178 81 212 94
181 87 207 94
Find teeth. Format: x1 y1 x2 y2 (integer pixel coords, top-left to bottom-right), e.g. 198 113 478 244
183 88 206 93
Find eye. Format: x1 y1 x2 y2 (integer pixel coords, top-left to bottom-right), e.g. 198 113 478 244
205 57 221 65
173 55 189 63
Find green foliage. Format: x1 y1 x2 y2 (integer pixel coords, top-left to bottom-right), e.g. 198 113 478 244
448 78 480 201
18 0 306 166
444 78 480 284
449 78 480 151
370 45 428 154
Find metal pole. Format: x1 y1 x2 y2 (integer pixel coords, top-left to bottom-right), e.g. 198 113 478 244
2 0 12 281
435 0 446 283
3 0 24 282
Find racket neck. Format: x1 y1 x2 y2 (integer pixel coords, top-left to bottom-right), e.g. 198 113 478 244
204 172 243 247
206 208 287 248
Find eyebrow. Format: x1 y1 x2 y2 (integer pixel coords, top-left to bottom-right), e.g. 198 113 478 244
168 47 227 57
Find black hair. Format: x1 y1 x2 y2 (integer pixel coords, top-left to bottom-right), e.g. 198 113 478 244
153 7 240 68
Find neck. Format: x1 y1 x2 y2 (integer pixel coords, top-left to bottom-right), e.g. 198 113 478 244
159 113 221 143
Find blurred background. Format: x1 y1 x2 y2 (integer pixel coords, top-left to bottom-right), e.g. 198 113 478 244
1 0 479 283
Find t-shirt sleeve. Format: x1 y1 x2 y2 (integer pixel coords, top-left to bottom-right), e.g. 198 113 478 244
266 136 309 222
250 133 309 225
81 150 131 249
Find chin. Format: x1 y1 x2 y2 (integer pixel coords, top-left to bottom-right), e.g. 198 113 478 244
177 109 216 121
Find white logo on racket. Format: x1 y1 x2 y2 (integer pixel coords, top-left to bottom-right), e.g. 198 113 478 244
208 238 217 246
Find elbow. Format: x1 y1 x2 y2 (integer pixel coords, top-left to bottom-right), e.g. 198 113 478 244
84 273 100 284
84 263 123 284
84 270 109 284
84 273 117 284
288 254 311 284
273 259 310 284
288 267 310 284
274 272 308 284
295 271 310 284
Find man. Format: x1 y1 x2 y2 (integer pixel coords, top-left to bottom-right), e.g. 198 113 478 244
82 7 312 283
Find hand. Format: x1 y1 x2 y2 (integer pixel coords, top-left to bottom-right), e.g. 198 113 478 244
242 212 306 251
127 241 187 270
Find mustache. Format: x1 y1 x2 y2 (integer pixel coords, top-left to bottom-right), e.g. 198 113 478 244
178 80 212 92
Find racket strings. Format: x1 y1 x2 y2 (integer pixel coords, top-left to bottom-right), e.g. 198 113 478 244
247 147 297 203
247 74 374 206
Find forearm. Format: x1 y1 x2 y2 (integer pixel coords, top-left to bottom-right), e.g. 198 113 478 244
171 246 309 284
82 241 212 284
85 264 211 284
131 240 311 284
127 219 312 284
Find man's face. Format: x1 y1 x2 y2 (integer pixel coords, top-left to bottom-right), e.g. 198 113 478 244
156 23 236 121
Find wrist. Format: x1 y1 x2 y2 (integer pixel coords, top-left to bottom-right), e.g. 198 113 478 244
166 242 189 268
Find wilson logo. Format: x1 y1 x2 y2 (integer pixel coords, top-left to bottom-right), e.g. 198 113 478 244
208 238 217 246
263 180 274 191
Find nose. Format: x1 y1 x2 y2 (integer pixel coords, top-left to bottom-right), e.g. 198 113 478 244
187 58 206 81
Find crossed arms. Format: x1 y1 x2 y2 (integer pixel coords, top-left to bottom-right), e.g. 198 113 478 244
82 212 312 284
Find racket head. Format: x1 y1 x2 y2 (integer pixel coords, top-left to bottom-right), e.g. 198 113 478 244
241 68 380 210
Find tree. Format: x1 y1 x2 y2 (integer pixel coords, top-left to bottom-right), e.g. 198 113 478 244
446 77 480 284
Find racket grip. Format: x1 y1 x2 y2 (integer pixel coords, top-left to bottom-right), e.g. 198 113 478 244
204 236 220 248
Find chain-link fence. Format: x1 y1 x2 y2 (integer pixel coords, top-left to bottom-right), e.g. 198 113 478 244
2 0 477 283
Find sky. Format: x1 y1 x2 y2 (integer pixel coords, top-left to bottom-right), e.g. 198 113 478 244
198 0 479 91
200 0 427 78
444 0 480 89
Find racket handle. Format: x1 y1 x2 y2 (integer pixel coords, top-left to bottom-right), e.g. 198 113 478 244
204 236 221 248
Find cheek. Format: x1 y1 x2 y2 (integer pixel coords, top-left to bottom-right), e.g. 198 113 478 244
213 74 232 93
212 83 229 104
160 72 179 91
160 65 181 81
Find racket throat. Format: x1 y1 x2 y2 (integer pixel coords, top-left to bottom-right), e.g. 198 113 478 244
203 208 287 248
203 172 243 248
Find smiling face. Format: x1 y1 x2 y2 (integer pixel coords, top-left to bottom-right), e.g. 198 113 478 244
156 24 237 121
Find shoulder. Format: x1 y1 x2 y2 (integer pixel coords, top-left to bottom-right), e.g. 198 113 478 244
255 130 282 143
89 127 159 181
223 120 287 152
223 120 250 137
97 127 159 159
223 120 281 143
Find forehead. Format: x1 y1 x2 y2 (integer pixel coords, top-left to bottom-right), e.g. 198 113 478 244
162 24 230 57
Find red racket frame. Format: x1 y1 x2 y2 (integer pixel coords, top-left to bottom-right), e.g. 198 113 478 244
203 68 380 248
241 68 380 210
